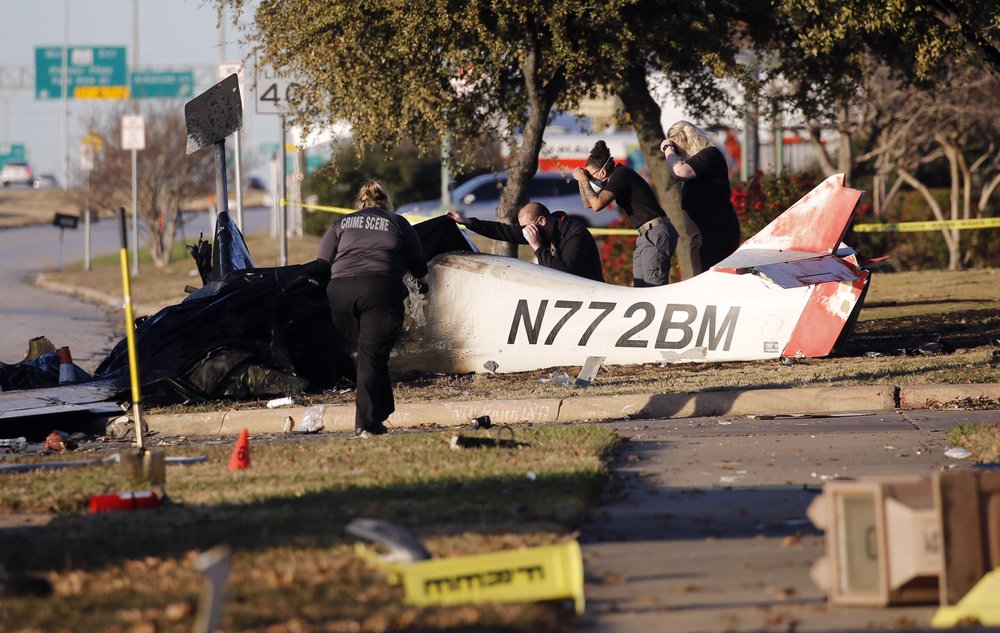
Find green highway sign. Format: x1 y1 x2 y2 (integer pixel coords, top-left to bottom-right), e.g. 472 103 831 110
130 70 194 99
35 46 128 100
258 142 280 157
0 143 26 166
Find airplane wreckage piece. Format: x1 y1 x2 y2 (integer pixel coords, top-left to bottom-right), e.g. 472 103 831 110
395 173 870 374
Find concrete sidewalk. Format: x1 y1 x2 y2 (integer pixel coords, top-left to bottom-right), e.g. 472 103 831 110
575 408 1000 633
142 383 1000 436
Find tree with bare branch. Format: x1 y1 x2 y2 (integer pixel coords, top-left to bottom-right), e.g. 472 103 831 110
76 104 214 267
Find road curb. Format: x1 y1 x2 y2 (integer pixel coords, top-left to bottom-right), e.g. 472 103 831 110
899 383 1000 409
34 273 175 316
137 383 999 438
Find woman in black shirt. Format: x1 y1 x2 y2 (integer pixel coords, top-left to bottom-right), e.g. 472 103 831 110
661 121 741 271
317 180 428 437
573 140 678 286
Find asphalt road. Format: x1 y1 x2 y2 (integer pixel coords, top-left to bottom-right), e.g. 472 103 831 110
0 207 273 372
576 408 1000 633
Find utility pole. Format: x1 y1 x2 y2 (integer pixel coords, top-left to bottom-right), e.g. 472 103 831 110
61 0 69 191
130 0 140 275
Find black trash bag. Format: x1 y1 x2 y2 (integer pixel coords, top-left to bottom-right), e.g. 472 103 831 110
411 215 476 259
211 210 254 281
0 352 90 391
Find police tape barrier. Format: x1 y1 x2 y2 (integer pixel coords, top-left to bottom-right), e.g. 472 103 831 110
285 199 637 234
853 217 1000 233
285 199 1000 236
356 539 585 614
282 199 434 223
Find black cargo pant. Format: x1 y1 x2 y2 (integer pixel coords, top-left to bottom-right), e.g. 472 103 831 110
327 275 406 433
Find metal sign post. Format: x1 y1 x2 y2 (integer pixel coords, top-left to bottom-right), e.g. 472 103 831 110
254 60 301 266
121 114 145 275
218 62 246 230
279 117 287 266
52 213 79 271
79 139 96 271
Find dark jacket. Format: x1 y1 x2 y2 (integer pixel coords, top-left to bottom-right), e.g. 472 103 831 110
463 211 604 282
317 207 428 281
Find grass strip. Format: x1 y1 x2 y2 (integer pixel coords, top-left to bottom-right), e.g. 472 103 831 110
0 425 619 632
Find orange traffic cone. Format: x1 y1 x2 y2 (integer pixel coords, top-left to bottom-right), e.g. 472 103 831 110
58 346 75 384
228 428 251 470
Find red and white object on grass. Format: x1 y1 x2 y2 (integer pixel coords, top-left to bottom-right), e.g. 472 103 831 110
89 491 162 513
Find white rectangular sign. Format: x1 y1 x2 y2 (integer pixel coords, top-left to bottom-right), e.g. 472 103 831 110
218 61 246 111
79 143 95 171
255 64 302 115
121 114 145 151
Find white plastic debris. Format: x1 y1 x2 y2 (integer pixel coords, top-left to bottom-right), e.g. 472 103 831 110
944 447 972 459
294 405 325 433
0 437 27 453
539 372 571 384
266 397 295 409
526 471 537 481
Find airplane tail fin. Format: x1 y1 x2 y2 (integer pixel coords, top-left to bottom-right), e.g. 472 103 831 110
740 173 864 254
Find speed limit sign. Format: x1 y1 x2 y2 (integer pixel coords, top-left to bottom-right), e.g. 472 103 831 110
255 64 302 116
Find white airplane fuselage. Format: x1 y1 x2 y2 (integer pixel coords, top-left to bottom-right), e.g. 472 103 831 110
396 174 869 374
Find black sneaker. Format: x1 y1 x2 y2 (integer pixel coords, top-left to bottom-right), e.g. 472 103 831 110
354 424 388 438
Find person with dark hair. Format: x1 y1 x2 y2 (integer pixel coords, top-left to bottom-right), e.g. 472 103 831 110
446 202 604 282
661 121 741 271
317 179 429 438
572 140 678 286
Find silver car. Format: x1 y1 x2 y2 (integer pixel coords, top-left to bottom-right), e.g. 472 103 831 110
397 171 621 228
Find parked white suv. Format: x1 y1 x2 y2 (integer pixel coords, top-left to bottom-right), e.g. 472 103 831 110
1 161 33 187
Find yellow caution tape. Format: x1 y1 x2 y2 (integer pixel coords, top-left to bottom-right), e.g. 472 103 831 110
285 199 633 232
287 198 1000 236
281 199 353 215
357 540 585 614
932 568 1000 627
589 228 637 236
854 217 1000 233
281 199 434 223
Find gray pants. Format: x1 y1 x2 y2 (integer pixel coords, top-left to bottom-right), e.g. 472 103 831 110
633 222 678 287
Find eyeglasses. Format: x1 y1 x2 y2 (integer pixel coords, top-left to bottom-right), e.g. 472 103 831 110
519 217 542 230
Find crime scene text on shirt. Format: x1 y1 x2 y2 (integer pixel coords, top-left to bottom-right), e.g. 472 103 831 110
341 215 391 231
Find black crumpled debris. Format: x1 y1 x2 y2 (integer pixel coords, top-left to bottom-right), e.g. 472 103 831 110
94 259 346 403
0 352 91 391
91 215 474 404
186 234 213 286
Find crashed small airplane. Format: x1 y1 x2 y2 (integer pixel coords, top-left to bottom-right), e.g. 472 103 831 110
1 172 870 416
395 173 869 374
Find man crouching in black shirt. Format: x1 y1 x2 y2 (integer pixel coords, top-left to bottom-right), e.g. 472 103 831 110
446 202 605 283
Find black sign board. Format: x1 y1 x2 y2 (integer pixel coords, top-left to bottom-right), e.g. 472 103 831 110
53 213 79 229
184 73 243 154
